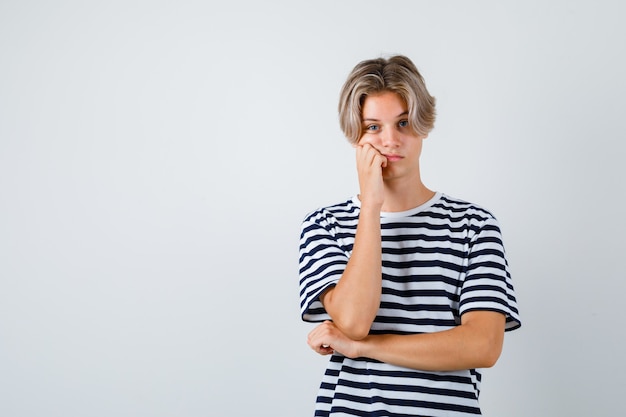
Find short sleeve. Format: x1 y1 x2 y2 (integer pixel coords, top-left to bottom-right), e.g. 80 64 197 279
298 212 350 323
459 214 521 331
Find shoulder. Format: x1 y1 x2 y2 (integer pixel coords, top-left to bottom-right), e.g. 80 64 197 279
434 193 499 223
302 197 359 226
299 198 359 252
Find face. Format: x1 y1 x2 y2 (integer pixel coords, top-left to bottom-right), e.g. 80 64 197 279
359 91 425 181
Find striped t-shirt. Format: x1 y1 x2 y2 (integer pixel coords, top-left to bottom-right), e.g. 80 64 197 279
298 192 521 416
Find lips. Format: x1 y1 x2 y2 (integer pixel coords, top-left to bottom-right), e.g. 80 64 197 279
384 154 403 162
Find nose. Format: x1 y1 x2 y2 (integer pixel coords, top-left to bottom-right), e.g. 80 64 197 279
381 127 401 148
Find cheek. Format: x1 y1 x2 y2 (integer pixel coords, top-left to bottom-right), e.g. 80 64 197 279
357 135 376 147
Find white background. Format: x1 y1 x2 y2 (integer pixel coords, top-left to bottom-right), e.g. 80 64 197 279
1 1 625 416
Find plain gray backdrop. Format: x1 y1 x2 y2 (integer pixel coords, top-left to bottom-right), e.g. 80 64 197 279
1 1 624 416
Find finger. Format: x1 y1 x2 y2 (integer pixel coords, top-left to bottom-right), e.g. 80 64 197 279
307 330 326 350
318 346 334 355
308 336 334 355
364 146 387 168
307 322 334 351
357 146 382 169
307 321 330 340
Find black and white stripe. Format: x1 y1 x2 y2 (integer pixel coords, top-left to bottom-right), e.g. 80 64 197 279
299 192 521 416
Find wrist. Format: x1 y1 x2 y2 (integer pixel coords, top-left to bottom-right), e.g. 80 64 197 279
358 201 383 216
353 336 372 359
357 193 384 210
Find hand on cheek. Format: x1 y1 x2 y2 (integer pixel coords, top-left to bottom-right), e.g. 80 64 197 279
355 143 387 206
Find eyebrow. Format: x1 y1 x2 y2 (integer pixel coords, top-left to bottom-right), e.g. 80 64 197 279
362 111 409 122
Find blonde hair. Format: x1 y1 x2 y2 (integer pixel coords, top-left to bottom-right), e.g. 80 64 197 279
338 55 436 144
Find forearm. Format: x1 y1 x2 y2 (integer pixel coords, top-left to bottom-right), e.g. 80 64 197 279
355 312 506 371
322 204 382 339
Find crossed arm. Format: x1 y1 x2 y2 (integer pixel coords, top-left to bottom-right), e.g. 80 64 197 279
307 310 506 372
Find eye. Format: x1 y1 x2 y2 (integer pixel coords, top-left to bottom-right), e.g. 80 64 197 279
365 124 379 132
398 120 409 128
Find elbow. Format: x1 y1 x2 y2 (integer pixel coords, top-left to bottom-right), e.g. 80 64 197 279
480 349 501 368
344 326 370 341
322 291 376 340
477 340 503 368
462 313 506 368
335 317 373 341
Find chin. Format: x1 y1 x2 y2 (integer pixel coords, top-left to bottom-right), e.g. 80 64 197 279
382 166 399 177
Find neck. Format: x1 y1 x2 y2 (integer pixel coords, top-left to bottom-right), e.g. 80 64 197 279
380 177 435 213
